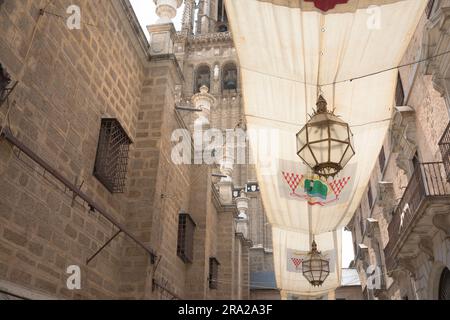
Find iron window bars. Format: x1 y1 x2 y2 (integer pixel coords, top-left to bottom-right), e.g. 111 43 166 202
209 257 220 290
384 162 449 271
439 122 450 182
94 118 132 193
177 213 196 263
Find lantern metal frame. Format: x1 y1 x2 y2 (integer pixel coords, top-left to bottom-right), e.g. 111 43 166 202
296 95 355 179
302 240 330 287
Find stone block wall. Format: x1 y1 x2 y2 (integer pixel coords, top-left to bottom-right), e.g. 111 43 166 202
349 7 450 300
0 0 148 299
0 0 257 300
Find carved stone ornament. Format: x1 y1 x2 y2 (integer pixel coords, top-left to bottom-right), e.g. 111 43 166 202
391 106 417 174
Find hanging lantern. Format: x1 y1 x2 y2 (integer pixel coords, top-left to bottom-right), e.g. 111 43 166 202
302 240 330 287
296 95 355 179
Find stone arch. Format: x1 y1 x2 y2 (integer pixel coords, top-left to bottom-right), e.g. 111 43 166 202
216 0 228 32
427 260 448 300
221 61 238 92
194 63 212 93
438 266 450 300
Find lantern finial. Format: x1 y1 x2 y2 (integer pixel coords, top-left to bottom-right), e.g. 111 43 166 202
316 95 328 114
311 240 318 253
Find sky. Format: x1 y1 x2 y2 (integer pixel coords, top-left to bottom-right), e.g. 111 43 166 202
129 0 355 269
129 0 184 40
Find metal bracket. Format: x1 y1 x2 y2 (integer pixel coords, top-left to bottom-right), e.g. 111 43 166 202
152 277 180 300
71 178 84 207
0 81 18 107
1 127 158 264
86 229 122 265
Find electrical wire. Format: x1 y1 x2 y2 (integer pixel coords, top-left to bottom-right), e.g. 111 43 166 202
240 48 450 88
211 263 407 292
17 0 53 81
244 112 393 129
40 8 101 29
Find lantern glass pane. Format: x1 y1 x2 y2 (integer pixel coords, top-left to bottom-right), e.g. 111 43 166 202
310 141 328 164
341 145 355 167
308 124 327 143
299 146 317 167
296 127 308 150
330 140 347 163
312 269 321 279
330 122 349 142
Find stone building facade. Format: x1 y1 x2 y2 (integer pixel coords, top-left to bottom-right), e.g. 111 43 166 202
347 0 450 300
0 0 278 300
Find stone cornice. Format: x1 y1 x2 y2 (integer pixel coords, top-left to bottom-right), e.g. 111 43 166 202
115 0 150 61
149 53 185 83
236 233 253 248
183 31 233 45
211 183 237 215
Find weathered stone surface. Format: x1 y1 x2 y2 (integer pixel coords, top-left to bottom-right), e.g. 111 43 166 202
0 0 265 300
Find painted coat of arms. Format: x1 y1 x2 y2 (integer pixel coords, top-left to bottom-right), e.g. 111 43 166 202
304 0 350 12
282 171 351 206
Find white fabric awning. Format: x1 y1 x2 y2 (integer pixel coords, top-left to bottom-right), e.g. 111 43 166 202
225 0 426 296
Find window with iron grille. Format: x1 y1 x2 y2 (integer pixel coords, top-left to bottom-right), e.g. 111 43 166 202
439 123 450 182
209 257 220 290
93 118 132 193
395 73 405 106
378 146 386 173
177 213 196 263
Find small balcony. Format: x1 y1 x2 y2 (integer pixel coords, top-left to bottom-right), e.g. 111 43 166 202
439 122 450 182
384 162 450 271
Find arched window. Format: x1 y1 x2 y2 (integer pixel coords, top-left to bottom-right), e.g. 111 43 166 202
222 63 238 92
216 0 228 32
195 65 211 93
217 23 228 33
439 267 450 300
